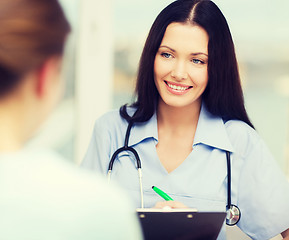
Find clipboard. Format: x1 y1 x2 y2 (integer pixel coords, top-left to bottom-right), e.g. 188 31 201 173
136 208 226 240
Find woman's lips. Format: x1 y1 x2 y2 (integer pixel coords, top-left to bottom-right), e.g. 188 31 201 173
164 80 193 95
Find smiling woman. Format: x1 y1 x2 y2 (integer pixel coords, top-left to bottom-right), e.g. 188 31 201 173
111 0 289 176
81 0 289 239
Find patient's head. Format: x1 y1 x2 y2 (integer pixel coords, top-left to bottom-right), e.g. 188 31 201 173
0 0 70 149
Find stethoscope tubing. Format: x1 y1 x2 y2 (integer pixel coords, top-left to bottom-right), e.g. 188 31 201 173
226 151 232 208
107 121 144 208
107 120 240 225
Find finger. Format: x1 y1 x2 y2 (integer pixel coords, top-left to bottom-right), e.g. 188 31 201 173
154 201 188 209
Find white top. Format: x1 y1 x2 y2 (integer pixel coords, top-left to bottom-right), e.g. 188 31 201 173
82 104 289 240
0 148 143 240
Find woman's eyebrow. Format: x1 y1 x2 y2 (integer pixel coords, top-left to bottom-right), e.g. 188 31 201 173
159 45 176 52
191 52 208 57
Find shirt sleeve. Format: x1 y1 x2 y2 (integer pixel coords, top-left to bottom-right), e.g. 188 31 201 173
237 137 289 240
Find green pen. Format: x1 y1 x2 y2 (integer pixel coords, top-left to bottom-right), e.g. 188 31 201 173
152 186 174 201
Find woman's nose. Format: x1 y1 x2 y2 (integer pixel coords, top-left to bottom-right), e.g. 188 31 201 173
170 61 188 80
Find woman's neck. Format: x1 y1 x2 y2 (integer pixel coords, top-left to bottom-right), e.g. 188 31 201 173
0 101 26 152
157 99 201 131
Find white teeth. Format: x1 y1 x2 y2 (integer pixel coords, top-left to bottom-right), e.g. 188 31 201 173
167 83 189 91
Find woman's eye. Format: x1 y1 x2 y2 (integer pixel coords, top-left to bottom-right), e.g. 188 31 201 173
161 52 172 58
192 59 204 64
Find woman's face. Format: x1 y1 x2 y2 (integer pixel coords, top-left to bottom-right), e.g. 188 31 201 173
154 22 209 109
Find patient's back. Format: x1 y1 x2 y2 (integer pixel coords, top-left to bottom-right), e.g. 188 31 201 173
0 148 142 240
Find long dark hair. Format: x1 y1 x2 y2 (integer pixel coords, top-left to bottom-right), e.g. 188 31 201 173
120 0 254 129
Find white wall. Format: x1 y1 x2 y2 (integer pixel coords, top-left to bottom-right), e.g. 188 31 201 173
75 0 113 163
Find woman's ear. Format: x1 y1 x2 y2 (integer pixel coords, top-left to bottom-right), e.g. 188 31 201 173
35 56 63 98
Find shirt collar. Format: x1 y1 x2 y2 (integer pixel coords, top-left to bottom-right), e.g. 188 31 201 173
194 104 234 152
129 112 158 147
128 104 234 153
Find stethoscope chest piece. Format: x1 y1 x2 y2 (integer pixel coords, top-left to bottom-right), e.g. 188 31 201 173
226 204 241 226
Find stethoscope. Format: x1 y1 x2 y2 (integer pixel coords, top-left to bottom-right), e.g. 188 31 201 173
107 121 241 226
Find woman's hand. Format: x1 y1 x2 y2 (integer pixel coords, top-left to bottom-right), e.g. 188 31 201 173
154 201 188 209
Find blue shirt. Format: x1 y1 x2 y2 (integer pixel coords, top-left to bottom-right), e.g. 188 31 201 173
82 104 289 240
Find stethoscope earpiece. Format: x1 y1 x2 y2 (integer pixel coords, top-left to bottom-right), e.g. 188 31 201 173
226 204 241 226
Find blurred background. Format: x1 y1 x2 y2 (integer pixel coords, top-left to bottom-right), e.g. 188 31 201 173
28 0 289 176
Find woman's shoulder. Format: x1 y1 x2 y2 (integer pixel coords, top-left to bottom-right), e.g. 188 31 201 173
97 107 136 123
93 107 137 134
97 109 122 123
224 119 258 139
224 119 262 156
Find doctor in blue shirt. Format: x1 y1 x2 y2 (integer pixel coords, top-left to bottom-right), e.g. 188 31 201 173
82 0 289 239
